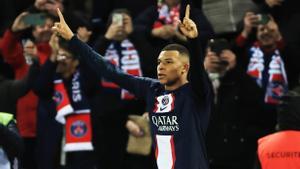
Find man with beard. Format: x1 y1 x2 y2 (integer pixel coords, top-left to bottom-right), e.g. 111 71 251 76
0 11 54 169
234 12 287 137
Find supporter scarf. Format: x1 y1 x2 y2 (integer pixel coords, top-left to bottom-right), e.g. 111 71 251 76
247 45 288 105
153 0 180 29
53 71 93 152
102 39 142 100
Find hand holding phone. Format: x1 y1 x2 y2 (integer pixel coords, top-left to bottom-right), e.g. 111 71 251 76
11 12 31 32
256 14 271 25
208 39 231 66
112 14 123 26
208 39 230 56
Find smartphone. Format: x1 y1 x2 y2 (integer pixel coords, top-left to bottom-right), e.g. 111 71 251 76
208 39 230 56
23 13 46 26
112 13 123 26
208 39 230 66
257 14 270 25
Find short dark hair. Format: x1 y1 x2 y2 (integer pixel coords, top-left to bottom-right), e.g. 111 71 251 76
162 44 190 58
67 12 92 32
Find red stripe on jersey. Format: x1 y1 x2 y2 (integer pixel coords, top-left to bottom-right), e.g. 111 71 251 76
153 97 159 113
171 94 175 111
170 136 176 169
155 137 159 159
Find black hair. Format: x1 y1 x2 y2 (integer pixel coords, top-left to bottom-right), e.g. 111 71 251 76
67 11 92 32
161 44 190 58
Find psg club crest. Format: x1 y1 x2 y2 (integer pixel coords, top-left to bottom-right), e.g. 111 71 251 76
70 120 87 138
162 96 170 106
53 91 63 105
154 94 175 113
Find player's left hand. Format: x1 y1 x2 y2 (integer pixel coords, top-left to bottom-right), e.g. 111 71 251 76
52 8 74 40
178 5 198 39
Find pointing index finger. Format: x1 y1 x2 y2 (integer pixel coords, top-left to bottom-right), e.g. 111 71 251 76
57 8 65 23
185 4 190 19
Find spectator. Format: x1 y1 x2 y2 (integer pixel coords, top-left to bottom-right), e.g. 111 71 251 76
233 12 288 135
253 0 300 88
91 0 155 37
0 11 54 169
202 0 259 39
94 9 157 77
33 34 99 169
92 9 155 169
0 112 24 169
68 12 93 44
29 0 93 45
254 85 300 169
204 45 264 169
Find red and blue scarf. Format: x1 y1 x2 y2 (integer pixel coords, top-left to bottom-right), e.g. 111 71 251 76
153 0 180 29
247 45 288 105
53 71 93 152
102 39 143 100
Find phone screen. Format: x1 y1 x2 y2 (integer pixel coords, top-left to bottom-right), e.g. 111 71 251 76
112 14 123 26
257 14 270 25
208 39 230 56
23 13 46 26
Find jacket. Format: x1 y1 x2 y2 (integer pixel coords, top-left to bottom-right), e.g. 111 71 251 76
0 29 51 137
257 130 300 169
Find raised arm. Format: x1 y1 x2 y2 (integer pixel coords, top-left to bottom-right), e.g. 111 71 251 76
52 9 155 99
178 5 212 100
188 37 212 100
0 12 32 69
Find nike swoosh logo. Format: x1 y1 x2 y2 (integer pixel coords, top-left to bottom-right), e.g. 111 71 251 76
159 106 167 111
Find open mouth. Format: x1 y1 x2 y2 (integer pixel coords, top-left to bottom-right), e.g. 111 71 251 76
158 73 166 79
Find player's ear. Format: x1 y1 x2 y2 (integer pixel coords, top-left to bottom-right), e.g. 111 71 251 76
182 63 189 74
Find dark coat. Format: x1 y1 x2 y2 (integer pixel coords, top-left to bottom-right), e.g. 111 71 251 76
206 68 273 169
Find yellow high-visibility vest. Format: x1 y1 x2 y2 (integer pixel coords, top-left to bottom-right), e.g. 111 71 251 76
0 112 14 126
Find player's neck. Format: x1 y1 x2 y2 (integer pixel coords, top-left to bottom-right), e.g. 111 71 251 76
165 79 188 91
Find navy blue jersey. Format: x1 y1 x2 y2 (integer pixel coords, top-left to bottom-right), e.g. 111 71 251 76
69 36 213 169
